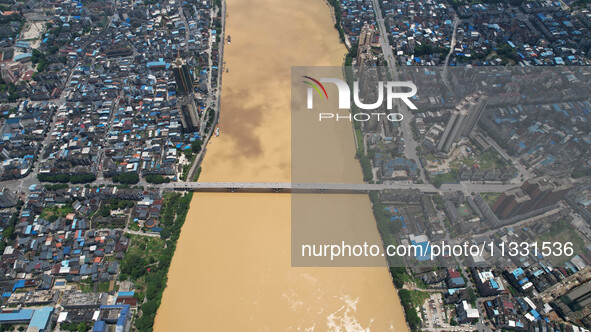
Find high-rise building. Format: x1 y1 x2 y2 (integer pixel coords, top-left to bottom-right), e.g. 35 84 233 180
0 188 17 208
437 91 488 152
491 187 531 219
177 95 200 133
553 280 591 327
520 175 573 211
173 58 194 96
172 57 199 132
437 110 462 152
491 176 572 219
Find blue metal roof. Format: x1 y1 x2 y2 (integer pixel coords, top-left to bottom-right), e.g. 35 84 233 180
0 309 34 322
29 307 53 330
99 305 130 327
12 279 25 291
512 267 524 277
93 320 107 332
451 277 465 285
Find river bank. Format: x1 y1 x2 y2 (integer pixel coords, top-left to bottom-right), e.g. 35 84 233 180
182 0 226 182
154 0 408 330
320 3 418 329
120 1 227 330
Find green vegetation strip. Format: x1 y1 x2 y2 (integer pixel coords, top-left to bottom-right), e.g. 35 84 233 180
192 167 202 182
326 0 346 44
145 174 171 184
112 173 139 185
119 192 193 331
398 289 428 331
38 173 96 184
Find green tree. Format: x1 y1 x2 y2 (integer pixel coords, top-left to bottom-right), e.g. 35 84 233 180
145 174 170 184
159 228 171 239
112 173 139 184
191 138 203 153
77 322 89 332
141 300 157 316
120 252 148 279
433 177 444 188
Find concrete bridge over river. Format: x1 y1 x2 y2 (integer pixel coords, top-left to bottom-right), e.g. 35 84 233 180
163 181 515 194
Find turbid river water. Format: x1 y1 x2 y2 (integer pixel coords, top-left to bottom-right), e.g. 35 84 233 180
154 0 408 330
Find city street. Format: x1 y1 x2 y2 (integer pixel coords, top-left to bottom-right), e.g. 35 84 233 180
369 0 426 183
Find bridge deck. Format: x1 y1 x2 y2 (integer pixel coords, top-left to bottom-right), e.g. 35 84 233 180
163 182 515 194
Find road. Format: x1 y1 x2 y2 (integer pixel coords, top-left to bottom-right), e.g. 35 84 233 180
184 0 225 182
177 0 192 54
369 0 426 182
123 229 160 238
442 15 459 91
163 181 517 194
